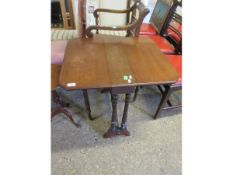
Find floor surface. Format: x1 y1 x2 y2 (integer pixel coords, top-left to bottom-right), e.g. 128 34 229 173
52 86 182 175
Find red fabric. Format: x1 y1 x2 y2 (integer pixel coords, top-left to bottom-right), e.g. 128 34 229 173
147 35 175 54
170 20 182 32
51 40 68 65
167 28 181 42
165 55 182 83
167 20 182 42
139 23 157 35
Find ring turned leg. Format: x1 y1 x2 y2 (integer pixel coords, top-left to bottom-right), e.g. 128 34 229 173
119 93 131 136
103 94 119 138
104 93 131 138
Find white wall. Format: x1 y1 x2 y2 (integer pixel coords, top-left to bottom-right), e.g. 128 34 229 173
72 0 78 29
176 6 182 16
99 0 128 26
141 0 157 23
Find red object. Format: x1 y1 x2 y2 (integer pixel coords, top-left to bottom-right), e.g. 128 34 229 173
147 35 175 54
167 19 182 42
170 19 182 32
167 28 181 42
165 55 182 83
139 23 157 35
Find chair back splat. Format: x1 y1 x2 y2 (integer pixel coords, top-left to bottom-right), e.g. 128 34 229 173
162 0 182 54
148 0 182 54
86 0 150 38
149 0 174 35
165 13 182 54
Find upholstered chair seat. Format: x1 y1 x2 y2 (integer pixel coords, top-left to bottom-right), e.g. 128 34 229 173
139 23 157 35
147 35 175 54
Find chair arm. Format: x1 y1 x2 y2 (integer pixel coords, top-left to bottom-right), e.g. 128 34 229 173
93 0 139 19
93 8 131 18
86 23 138 38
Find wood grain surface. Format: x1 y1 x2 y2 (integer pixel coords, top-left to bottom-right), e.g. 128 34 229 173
59 35 178 90
51 64 61 90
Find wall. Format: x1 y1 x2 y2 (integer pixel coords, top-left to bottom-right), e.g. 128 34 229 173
72 0 78 29
99 0 128 26
142 0 158 23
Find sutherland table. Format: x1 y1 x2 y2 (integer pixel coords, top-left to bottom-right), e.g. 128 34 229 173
59 35 178 138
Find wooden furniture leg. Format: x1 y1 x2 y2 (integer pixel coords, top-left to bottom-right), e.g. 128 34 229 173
82 90 99 120
119 93 131 136
154 83 182 119
51 108 80 127
51 90 80 127
52 90 70 107
160 84 182 111
103 94 119 138
133 86 139 102
104 87 134 138
100 88 110 93
154 85 172 119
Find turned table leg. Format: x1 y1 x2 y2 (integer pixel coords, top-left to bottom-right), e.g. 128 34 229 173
103 94 119 138
119 93 131 136
103 87 134 138
104 92 132 138
133 86 139 102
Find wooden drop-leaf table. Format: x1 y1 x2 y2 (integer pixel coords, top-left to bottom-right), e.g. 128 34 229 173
59 35 178 138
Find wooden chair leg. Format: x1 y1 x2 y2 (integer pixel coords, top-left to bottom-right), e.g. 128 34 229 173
157 85 172 106
154 85 172 119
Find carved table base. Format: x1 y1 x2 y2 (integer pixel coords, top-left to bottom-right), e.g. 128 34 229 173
51 90 80 128
103 126 130 138
103 87 134 138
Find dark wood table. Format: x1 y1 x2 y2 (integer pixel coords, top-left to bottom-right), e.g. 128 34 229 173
59 35 178 138
51 64 80 128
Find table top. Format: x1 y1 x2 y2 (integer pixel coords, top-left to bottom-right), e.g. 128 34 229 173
51 64 61 90
59 35 178 90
